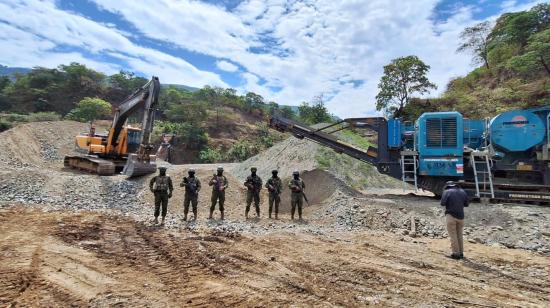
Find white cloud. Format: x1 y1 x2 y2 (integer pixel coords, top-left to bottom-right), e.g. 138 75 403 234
216 60 239 72
1 0 545 117
0 0 226 87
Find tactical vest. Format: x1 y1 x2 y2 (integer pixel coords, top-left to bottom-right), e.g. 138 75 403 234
267 178 282 194
247 176 262 190
186 178 199 193
291 179 304 193
154 176 170 191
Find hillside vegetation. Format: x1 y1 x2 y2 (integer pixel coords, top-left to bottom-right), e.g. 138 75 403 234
0 63 336 163
403 3 549 119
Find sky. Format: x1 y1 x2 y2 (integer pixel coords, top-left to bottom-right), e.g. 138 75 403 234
0 0 544 117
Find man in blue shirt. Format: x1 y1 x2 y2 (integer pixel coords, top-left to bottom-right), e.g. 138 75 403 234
440 181 469 259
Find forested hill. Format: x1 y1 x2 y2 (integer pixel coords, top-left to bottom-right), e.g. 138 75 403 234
0 63 334 164
403 3 549 120
0 65 31 78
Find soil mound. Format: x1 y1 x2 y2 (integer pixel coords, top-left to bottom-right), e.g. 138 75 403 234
278 169 359 213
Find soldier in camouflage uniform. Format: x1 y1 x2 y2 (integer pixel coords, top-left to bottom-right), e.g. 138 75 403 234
149 166 174 225
244 167 263 219
180 168 201 221
265 170 282 219
288 170 306 220
208 166 228 220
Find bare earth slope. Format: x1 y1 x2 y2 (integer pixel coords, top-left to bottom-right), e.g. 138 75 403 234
0 121 549 307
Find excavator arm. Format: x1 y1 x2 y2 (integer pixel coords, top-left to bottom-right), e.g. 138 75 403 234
108 76 160 151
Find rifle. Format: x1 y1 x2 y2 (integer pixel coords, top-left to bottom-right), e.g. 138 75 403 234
302 191 310 206
292 179 308 205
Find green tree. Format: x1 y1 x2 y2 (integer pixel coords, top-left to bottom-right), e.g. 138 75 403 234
280 105 296 119
0 76 11 111
267 101 279 116
165 101 207 125
298 96 332 124
488 4 549 49
66 97 111 125
106 71 147 103
457 21 493 69
199 147 223 163
508 29 550 75
375 56 437 117
244 92 265 114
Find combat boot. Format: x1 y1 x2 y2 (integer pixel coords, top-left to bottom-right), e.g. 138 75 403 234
161 217 165 225
275 213 278 220
245 210 249 220
221 211 225 220
269 212 272 219
153 217 159 224
209 210 213 219
183 214 187 221
193 210 197 221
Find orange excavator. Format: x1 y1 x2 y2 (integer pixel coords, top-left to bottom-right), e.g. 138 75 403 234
64 76 161 177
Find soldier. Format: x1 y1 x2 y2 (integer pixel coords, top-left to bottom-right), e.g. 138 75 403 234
265 170 282 219
244 167 263 219
288 170 306 220
180 168 201 221
208 166 228 220
149 166 174 225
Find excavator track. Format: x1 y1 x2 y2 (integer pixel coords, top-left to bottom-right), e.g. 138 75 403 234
63 155 118 176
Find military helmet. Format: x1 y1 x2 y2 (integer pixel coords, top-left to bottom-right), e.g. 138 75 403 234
272 169 278 174
217 166 224 171
292 170 299 176
188 168 196 173
158 166 167 171
251 167 257 172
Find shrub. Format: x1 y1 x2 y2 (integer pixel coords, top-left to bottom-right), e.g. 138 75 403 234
0 119 12 132
226 140 258 162
27 112 61 122
199 147 223 163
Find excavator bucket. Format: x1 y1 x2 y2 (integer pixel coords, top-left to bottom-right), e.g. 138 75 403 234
121 154 157 177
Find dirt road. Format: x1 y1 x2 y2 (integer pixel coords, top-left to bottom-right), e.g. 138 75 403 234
1 207 549 307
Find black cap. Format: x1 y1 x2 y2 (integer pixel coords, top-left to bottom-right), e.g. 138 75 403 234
445 181 457 188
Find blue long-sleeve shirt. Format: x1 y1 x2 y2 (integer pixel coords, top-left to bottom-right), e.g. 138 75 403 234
440 186 469 219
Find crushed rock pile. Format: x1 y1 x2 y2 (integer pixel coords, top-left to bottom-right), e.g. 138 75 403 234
230 136 401 194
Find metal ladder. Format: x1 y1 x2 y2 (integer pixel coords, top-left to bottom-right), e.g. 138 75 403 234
401 150 418 192
471 151 494 198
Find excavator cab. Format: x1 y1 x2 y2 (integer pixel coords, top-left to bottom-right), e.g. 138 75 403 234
126 128 142 153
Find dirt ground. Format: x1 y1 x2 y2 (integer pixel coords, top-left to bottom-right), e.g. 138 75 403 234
1 121 550 307
1 207 549 307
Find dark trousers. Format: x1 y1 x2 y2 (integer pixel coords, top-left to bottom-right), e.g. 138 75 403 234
246 191 261 215
291 193 303 218
154 191 169 217
268 193 281 215
183 195 198 217
210 190 225 212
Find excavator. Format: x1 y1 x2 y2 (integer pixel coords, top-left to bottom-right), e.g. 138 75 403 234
64 76 161 177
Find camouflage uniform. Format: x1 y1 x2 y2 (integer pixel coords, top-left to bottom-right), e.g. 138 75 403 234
265 172 282 219
288 174 306 220
245 169 263 218
209 167 228 219
180 171 201 221
149 168 174 224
